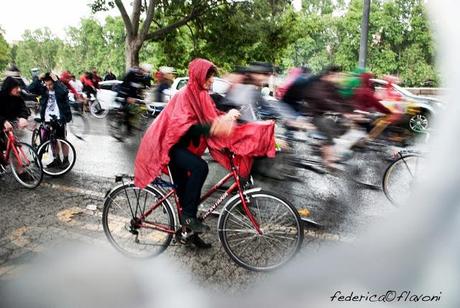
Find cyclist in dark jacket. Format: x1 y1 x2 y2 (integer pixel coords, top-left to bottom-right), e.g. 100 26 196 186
28 73 72 124
0 77 30 130
0 77 30 164
28 73 72 169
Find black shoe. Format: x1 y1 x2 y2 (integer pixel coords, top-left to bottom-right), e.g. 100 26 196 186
182 216 210 234
60 157 70 169
190 234 212 249
46 158 62 169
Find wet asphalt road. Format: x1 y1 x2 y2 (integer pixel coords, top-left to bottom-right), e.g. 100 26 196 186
0 115 398 291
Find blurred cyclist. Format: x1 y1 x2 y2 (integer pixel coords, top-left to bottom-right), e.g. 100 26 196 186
116 64 152 134
154 66 175 103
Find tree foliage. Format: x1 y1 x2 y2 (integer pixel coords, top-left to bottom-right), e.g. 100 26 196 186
0 27 10 71
15 28 63 77
7 0 438 86
56 17 126 77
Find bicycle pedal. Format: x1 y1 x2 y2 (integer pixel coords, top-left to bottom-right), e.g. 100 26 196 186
177 231 194 245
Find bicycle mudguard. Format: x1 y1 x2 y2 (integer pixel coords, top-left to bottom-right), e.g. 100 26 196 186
216 187 263 227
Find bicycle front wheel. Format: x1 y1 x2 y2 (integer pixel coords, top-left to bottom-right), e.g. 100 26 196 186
218 190 304 271
9 142 43 189
102 183 175 258
383 154 425 206
37 139 76 176
68 113 89 140
107 111 125 141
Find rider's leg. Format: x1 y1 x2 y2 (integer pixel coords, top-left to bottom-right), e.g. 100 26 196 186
169 146 210 233
313 116 338 168
58 124 70 167
368 114 394 140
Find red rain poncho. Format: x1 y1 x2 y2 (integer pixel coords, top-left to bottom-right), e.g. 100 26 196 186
134 58 276 188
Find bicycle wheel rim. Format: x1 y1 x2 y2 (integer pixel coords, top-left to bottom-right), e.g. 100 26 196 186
9 142 43 188
90 100 109 119
107 113 124 141
383 155 423 206
38 139 76 176
69 114 89 140
103 184 174 258
219 191 303 271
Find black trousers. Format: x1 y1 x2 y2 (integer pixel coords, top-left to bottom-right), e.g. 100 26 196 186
169 146 209 218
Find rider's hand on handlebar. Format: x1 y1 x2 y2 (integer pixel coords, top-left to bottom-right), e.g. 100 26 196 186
211 116 234 137
3 120 13 131
17 118 28 129
224 109 240 121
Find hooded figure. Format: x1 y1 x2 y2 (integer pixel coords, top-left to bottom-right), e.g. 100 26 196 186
135 58 276 187
0 77 30 129
134 59 275 236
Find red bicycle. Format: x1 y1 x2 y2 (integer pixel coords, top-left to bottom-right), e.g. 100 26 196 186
102 150 304 271
1 127 43 188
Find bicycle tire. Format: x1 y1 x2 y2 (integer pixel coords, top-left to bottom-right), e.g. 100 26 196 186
107 111 125 141
218 190 304 271
37 138 76 177
382 154 424 206
9 142 43 189
89 99 109 119
68 113 89 140
102 183 175 258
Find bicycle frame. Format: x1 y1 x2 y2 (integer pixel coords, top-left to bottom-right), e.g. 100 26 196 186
134 155 262 235
1 131 28 169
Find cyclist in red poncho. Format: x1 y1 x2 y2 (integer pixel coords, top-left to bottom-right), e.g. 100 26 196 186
134 59 276 246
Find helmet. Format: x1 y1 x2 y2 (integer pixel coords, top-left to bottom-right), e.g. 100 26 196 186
139 63 153 74
159 66 175 74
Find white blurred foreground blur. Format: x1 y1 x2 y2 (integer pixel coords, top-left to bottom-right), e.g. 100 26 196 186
0 1 458 307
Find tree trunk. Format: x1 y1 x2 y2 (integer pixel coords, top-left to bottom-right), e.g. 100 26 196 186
125 37 142 69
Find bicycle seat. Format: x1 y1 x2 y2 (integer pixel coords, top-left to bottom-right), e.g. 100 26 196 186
114 174 134 182
308 131 328 141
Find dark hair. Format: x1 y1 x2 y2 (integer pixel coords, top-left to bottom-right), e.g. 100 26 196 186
1 76 20 94
206 66 218 80
41 73 54 82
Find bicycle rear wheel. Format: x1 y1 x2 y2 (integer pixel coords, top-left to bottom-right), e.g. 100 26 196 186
218 190 304 271
9 142 43 189
102 183 175 258
89 99 109 119
37 138 76 176
383 154 425 206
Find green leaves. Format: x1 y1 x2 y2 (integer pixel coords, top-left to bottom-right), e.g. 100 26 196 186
0 27 10 72
15 28 63 77
7 0 436 86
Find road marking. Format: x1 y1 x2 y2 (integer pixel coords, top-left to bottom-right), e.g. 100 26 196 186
41 183 106 198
